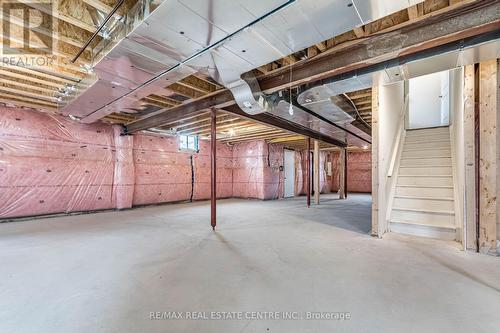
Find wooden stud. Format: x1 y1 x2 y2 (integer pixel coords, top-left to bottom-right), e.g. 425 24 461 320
463 64 477 251
371 84 380 237
478 60 498 255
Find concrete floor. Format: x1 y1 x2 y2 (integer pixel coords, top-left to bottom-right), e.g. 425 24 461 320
1 194 499 333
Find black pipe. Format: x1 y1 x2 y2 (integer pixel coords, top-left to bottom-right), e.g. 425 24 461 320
71 0 126 63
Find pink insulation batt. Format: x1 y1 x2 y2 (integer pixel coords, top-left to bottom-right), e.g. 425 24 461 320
331 150 372 193
231 140 283 200
0 106 117 217
0 107 236 218
0 106 372 219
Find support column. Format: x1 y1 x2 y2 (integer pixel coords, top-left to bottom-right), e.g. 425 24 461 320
371 84 380 237
313 139 320 205
344 148 348 199
478 60 498 254
339 149 346 199
306 138 311 207
463 64 477 251
211 108 217 230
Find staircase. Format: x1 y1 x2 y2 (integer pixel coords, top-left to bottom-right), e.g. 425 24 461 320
389 126 457 240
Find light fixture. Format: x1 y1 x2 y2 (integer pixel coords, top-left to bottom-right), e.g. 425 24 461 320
362 145 368 150
228 128 235 137
288 103 294 116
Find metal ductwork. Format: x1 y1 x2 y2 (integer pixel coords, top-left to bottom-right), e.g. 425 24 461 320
281 36 500 147
62 0 423 123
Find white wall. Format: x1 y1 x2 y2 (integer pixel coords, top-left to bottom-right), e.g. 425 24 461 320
449 68 465 245
408 71 450 129
374 80 406 235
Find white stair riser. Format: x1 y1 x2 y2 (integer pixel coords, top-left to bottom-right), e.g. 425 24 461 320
399 166 452 175
398 176 453 187
404 142 451 150
400 158 451 167
405 133 450 141
391 209 455 227
406 127 449 135
391 127 455 240
396 186 454 197
402 149 451 158
393 197 455 211
390 222 456 240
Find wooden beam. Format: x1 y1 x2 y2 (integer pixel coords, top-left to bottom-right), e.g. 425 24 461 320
176 115 240 133
407 5 419 20
17 0 99 34
0 68 64 89
352 26 365 38
125 1 500 134
262 4 499 92
268 135 305 143
224 132 293 143
167 82 205 99
179 75 218 93
478 59 498 255
192 120 254 136
0 91 57 107
0 75 58 94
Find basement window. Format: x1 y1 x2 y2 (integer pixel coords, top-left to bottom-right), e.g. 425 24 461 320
179 135 199 152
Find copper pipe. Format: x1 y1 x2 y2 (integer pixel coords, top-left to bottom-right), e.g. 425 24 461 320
306 138 311 207
211 108 217 230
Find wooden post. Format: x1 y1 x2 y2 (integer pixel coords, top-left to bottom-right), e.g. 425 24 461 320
463 64 477 250
371 84 380 237
478 60 498 254
211 108 217 230
339 149 346 199
306 138 311 207
313 139 320 205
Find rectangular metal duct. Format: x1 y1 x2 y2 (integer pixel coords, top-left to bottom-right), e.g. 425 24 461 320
62 0 422 123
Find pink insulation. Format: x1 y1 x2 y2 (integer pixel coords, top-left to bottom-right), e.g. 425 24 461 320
0 106 117 218
346 151 372 193
232 140 267 199
192 140 233 201
264 143 284 200
231 141 285 200
319 151 331 193
295 151 305 195
0 106 240 218
331 150 372 193
132 134 192 205
0 106 371 219
113 126 134 209
132 134 233 206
